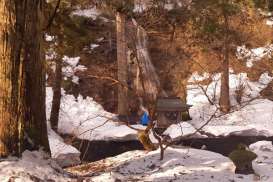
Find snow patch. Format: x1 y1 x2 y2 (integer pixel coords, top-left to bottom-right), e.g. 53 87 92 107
45 34 55 42
72 7 101 20
0 151 70 182
237 45 273 67
134 3 147 13
266 18 273 27
163 122 202 139
62 56 87 84
250 141 273 181
90 44 100 50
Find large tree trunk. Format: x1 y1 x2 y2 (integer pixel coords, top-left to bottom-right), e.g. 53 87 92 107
116 12 128 116
0 0 50 156
0 0 23 157
23 0 50 152
50 57 62 132
219 12 230 113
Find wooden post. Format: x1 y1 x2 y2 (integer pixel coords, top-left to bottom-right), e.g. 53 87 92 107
116 12 128 116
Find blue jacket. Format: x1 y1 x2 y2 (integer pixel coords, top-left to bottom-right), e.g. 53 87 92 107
140 112 150 125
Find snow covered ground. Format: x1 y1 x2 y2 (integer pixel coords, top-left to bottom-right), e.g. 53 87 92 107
45 70 273 144
1 141 273 181
48 127 81 167
46 86 203 143
0 150 73 182
79 147 236 182
64 141 273 182
46 87 148 142
187 71 273 137
47 95 81 167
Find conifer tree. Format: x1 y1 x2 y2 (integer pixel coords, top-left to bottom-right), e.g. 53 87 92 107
191 0 253 113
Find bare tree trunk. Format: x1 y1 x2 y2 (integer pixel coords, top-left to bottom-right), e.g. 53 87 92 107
23 0 50 152
219 12 230 113
49 27 64 132
116 12 128 116
50 58 62 132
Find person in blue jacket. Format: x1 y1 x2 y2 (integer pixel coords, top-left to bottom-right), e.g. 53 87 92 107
139 106 150 126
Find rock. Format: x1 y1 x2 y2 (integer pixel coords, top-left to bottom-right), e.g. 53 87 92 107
228 144 257 174
54 153 81 168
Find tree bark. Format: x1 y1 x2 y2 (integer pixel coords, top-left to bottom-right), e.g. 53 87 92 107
219 11 231 113
116 12 128 116
50 57 62 132
0 0 50 156
23 0 50 152
0 0 26 156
